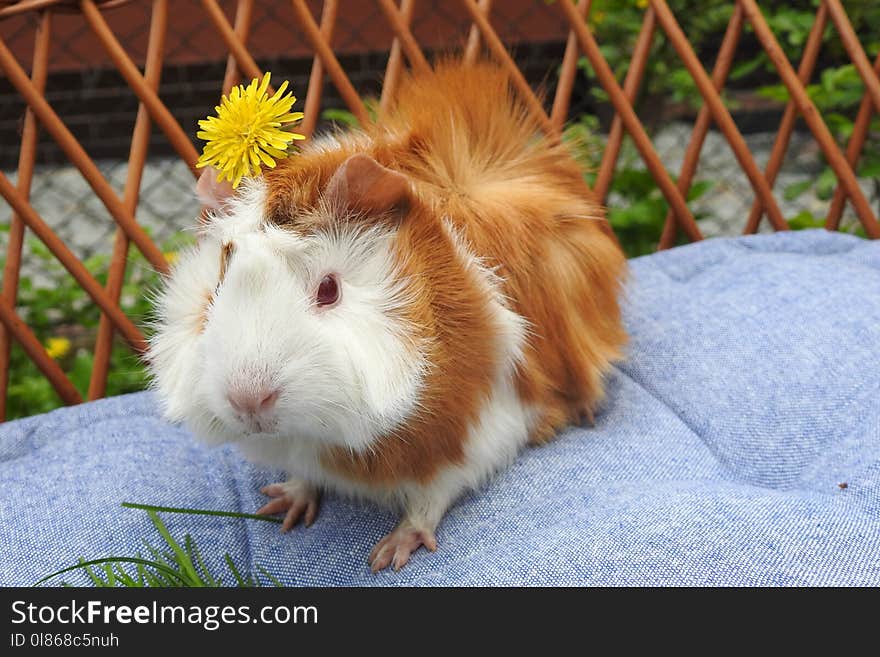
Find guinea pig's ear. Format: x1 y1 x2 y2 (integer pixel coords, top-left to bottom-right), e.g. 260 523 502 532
196 167 235 211
325 154 411 218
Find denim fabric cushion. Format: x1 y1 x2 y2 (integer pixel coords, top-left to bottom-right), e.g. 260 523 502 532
2 229 879 586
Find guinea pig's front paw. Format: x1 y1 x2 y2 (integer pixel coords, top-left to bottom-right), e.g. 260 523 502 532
257 479 321 532
369 522 438 573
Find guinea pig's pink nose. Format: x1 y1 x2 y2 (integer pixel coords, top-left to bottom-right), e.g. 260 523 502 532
227 387 279 417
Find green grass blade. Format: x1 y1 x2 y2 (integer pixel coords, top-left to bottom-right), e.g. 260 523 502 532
112 564 140 587
102 563 117 587
82 562 106 587
142 547 179 586
37 557 189 586
122 502 282 524
186 534 220 587
224 553 252 587
146 510 203 586
145 542 178 571
135 562 148 587
257 565 283 588
143 571 166 587
143 540 165 561
136 559 170 587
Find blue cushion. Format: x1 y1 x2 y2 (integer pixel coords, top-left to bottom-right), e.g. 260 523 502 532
2 229 879 586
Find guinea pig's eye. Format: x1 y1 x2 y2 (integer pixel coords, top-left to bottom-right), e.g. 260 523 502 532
316 274 340 308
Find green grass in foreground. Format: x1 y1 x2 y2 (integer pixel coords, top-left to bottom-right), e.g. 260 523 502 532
37 503 283 587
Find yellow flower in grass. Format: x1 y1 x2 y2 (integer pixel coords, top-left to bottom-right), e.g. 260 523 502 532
45 337 71 360
163 251 179 266
196 73 305 189
637 0 649 9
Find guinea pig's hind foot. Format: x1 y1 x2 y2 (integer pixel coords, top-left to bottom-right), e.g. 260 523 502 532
369 521 438 573
257 479 321 532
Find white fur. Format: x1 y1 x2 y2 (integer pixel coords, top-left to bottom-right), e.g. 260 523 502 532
239 222 534 529
302 131 372 156
148 178 428 457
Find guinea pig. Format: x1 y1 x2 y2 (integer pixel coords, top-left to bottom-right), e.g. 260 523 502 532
147 59 627 572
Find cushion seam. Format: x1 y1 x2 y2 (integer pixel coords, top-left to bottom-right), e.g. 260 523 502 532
611 364 737 480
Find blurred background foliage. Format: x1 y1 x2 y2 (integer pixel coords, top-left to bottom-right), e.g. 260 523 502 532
2 230 191 419
570 0 879 254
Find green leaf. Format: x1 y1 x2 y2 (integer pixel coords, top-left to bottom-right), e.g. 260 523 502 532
857 160 880 178
787 210 825 230
686 180 713 201
757 83 790 103
320 108 360 129
729 56 765 81
783 179 812 201
816 167 838 200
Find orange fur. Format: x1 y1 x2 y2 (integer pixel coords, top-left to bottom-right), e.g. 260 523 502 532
324 204 499 484
262 59 627 484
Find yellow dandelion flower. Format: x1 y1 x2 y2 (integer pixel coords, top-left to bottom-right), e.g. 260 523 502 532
45 337 71 360
163 251 179 265
637 0 649 8
196 72 305 189
593 10 606 24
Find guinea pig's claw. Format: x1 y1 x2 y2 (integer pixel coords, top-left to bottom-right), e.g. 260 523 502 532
369 525 437 573
256 480 321 532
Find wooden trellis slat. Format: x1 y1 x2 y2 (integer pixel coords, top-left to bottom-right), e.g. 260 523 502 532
461 0 556 137
659 3 745 249
221 0 253 95
0 302 83 405
0 171 147 352
377 0 429 75
88 0 168 400
0 9 52 417
463 0 490 67
740 0 880 238
201 0 273 95
827 50 880 232
0 0 63 18
300 0 337 138
651 0 789 232
744 1 828 235
0 37 169 273
290 0 371 126
550 0 589 131
1 0 879 420
825 0 880 114
558 0 702 241
593 6 656 205
82 0 199 174
380 0 414 113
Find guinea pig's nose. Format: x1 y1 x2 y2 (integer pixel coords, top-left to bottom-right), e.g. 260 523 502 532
227 386 279 417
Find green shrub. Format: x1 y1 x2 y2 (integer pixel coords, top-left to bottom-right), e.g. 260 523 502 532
573 0 880 244
2 231 192 420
